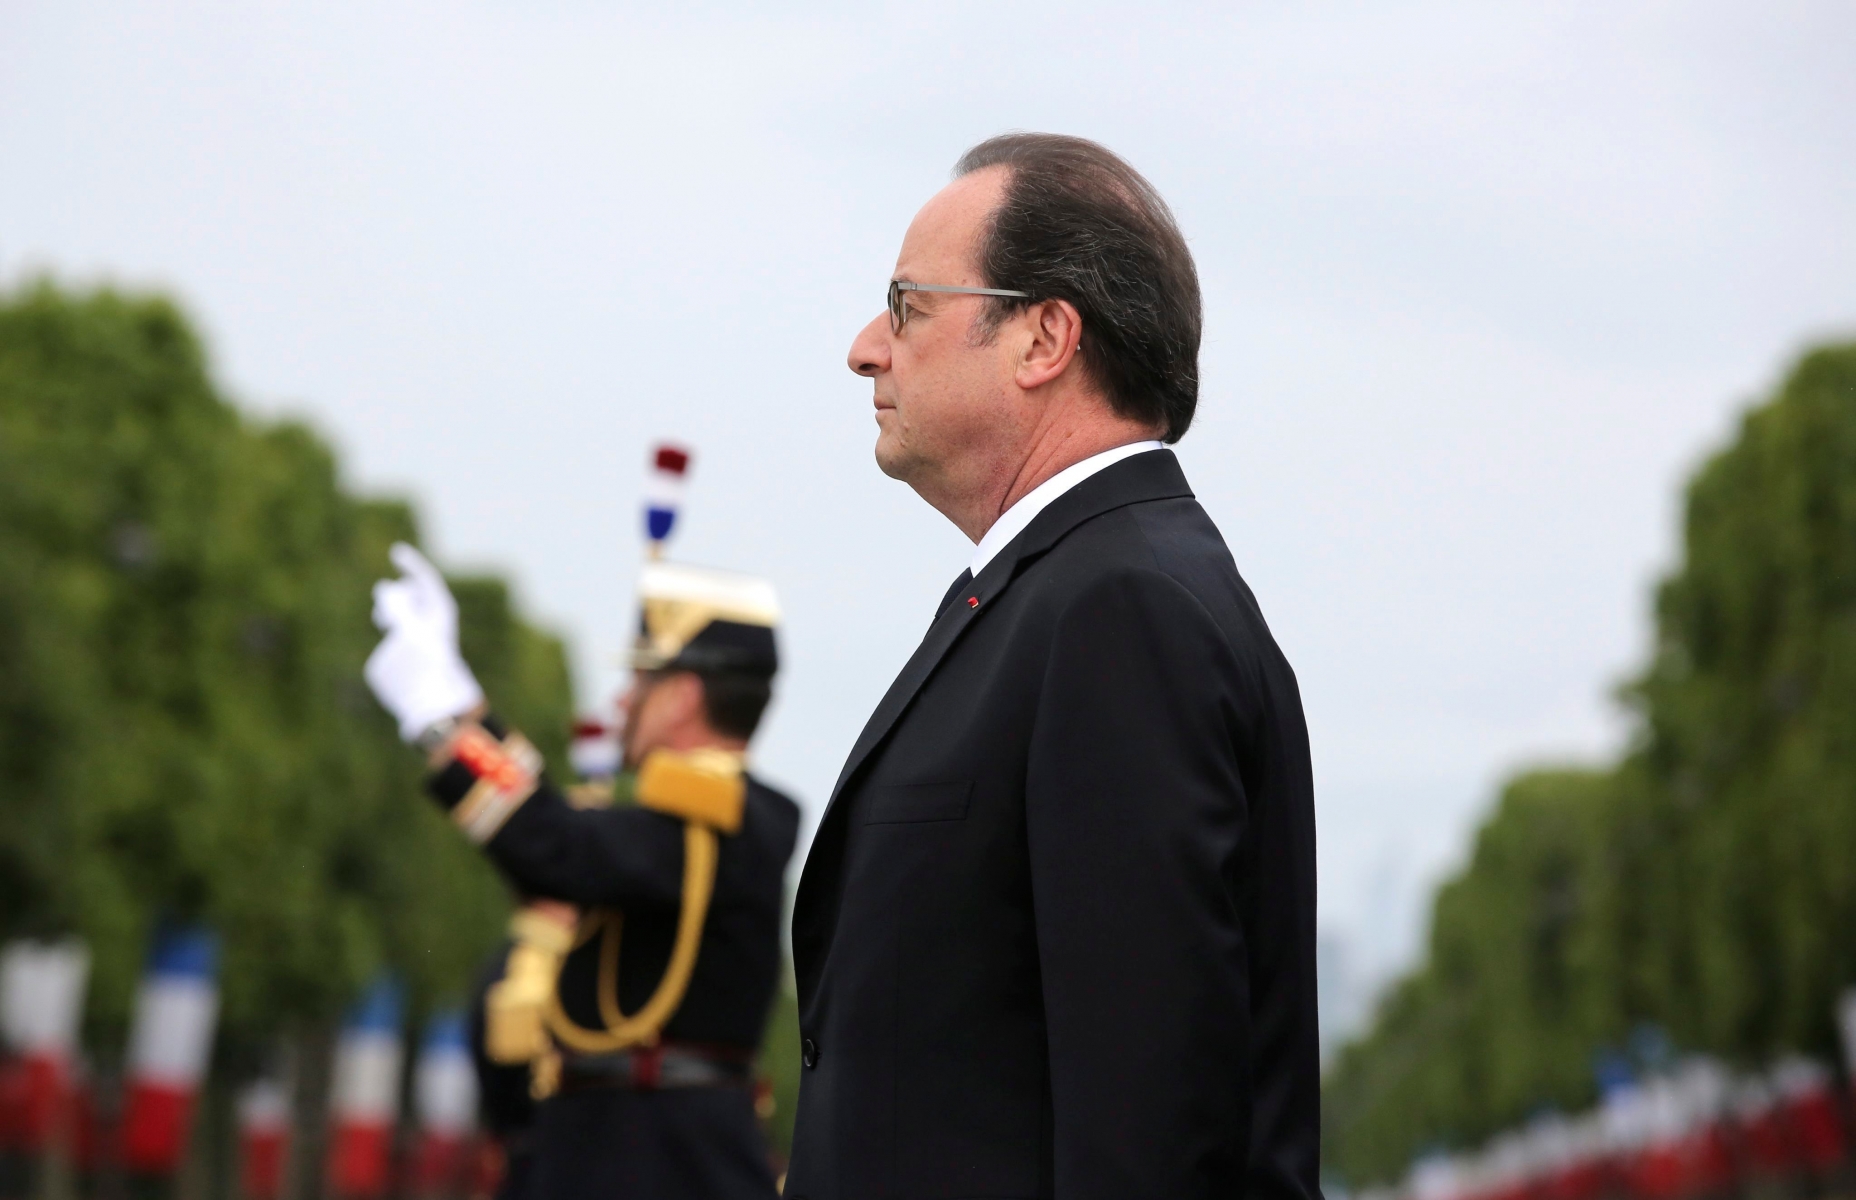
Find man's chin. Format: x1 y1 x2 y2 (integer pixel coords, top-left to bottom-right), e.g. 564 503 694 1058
874 436 915 483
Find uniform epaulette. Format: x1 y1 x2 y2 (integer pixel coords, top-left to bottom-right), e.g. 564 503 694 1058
634 748 746 834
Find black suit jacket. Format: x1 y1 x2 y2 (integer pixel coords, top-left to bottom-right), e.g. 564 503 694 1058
786 450 1320 1200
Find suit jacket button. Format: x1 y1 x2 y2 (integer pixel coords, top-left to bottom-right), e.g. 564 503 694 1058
802 1037 819 1069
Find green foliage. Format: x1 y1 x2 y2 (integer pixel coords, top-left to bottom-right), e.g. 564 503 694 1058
758 978 801 1164
1624 343 1856 1060
0 281 574 1060
1323 769 1627 1181
1324 341 1856 1186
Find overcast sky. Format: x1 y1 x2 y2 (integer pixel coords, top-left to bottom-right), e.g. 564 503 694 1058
5 1 1854 1004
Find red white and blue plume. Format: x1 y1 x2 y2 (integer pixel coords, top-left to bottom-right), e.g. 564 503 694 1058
644 443 692 558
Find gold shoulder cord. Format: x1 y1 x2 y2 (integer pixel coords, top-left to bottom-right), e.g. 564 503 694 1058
543 748 746 1055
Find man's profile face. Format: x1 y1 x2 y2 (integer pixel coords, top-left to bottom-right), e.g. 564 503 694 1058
848 167 1019 491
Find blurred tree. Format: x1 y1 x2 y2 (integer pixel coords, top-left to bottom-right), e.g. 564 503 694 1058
1623 342 1856 1061
1323 341 1856 1186
1322 769 1625 1182
0 281 573 1065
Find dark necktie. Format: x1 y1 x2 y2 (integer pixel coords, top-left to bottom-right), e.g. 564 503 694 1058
933 569 974 623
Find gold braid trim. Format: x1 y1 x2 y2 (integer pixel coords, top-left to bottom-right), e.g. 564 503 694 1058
483 909 574 1066
541 749 738 1053
447 728 542 845
543 823 718 1052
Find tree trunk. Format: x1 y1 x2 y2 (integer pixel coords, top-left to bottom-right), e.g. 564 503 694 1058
280 1025 333 1200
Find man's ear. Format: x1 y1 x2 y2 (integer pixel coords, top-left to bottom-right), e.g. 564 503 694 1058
666 671 708 728
1014 298 1085 392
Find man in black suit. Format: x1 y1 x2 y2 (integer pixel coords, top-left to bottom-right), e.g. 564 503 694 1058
785 134 1321 1200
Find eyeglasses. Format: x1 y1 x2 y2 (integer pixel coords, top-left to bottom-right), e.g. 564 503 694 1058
888 279 1029 332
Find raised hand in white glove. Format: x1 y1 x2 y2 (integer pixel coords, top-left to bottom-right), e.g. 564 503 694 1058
364 542 484 743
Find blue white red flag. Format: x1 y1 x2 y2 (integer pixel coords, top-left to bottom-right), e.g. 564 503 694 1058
326 977 403 1199
120 927 218 1176
236 1075 290 1200
409 1011 476 1196
0 939 90 1154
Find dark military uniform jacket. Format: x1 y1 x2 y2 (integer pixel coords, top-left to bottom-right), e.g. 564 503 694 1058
787 450 1322 1200
476 770 801 1200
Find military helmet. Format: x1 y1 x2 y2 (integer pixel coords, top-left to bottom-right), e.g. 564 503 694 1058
630 561 779 678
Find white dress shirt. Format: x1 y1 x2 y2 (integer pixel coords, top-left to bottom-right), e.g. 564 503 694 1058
968 440 1167 577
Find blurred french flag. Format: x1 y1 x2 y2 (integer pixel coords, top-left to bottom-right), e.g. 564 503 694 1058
1770 1058 1846 1175
0 938 91 1155
236 1074 291 1200
120 926 219 1176
326 977 403 1199
408 1011 477 1197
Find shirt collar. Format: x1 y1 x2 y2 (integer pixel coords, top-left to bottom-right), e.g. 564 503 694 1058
969 440 1167 577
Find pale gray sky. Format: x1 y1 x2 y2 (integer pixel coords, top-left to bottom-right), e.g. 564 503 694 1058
5 1 1853 1009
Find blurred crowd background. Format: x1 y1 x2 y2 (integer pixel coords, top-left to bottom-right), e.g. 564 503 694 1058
4 1 1856 1198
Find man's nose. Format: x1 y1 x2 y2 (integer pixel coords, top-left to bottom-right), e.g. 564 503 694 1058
847 313 891 378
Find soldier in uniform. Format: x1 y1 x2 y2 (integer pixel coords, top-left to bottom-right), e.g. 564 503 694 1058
365 543 800 1199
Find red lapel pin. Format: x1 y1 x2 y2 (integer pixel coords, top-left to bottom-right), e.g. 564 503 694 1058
967 596 979 608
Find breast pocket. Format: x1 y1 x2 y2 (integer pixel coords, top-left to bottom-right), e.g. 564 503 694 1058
862 780 972 825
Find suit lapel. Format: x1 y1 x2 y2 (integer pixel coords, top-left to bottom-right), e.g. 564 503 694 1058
819 448 1193 818
826 576 981 806
793 450 1195 978
791 570 985 1000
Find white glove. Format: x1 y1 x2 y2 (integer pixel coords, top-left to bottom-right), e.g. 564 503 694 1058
364 542 484 743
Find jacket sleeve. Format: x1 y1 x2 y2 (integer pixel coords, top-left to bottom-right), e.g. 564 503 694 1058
481 784 686 909
1025 567 1253 1199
